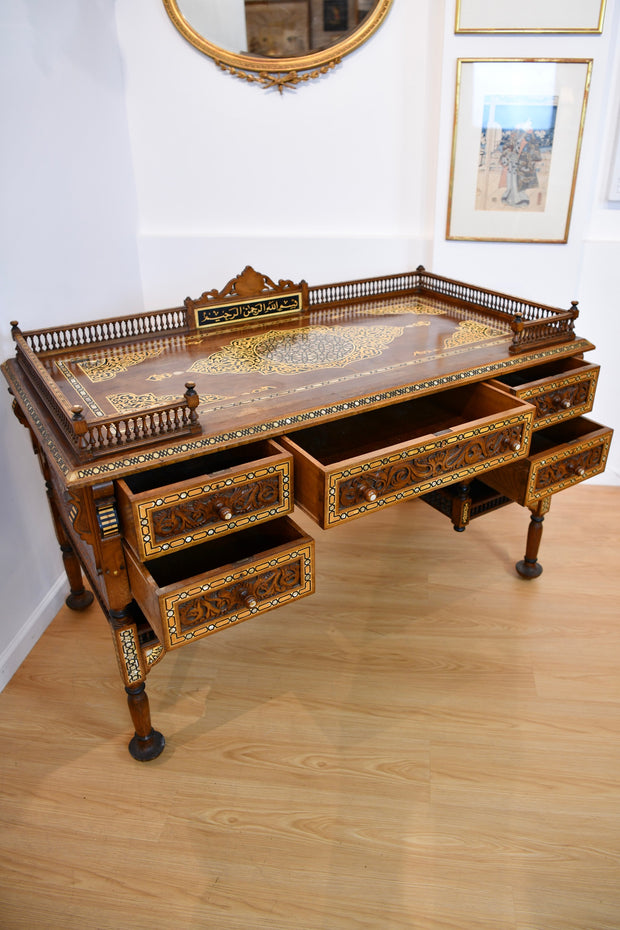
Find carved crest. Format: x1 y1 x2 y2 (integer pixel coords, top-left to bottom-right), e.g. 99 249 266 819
185 266 308 331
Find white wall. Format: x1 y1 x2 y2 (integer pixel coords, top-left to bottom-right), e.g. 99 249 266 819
1 0 618 685
0 0 143 687
115 0 444 306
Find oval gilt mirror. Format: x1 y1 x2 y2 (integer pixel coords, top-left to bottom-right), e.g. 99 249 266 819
162 0 394 91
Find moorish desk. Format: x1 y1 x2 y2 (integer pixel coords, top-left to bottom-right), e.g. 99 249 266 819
3 266 613 760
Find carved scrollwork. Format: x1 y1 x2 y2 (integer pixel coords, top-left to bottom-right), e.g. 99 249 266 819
534 446 603 491
190 266 298 305
337 425 525 509
151 477 281 542
532 381 590 419
177 560 302 632
65 489 95 544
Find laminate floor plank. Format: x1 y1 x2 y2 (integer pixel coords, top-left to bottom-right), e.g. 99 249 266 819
1 485 619 929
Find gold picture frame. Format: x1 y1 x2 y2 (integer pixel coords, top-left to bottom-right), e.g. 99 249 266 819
446 59 593 243
455 0 607 34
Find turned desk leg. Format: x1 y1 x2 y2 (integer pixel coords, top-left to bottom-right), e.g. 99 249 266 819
41 467 93 611
125 683 166 762
452 481 472 532
516 498 550 579
110 610 165 761
60 540 95 611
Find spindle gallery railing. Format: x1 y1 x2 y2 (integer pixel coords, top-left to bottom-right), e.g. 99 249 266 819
10 324 200 460
12 327 79 445
309 266 578 353
21 307 189 354
308 271 420 308
508 309 579 354
70 385 200 458
417 268 579 351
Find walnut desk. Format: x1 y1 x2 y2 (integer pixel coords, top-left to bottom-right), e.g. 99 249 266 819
3 266 613 761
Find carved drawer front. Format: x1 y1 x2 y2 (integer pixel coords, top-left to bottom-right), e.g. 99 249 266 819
280 383 535 528
483 417 613 507
116 439 292 560
489 356 599 430
124 517 314 650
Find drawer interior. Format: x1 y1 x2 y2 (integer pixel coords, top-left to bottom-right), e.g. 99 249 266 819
286 384 520 466
143 517 303 588
122 440 278 494
494 356 586 389
528 417 601 455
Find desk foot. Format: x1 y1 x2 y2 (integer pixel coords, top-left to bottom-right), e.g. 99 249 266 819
125 682 165 761
128 728 165 762
66 588 94 610
516 557 543 579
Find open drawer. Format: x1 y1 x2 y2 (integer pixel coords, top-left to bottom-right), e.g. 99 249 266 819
483 417 613 507
116 439 293 560
124 517 314 650
488 356 599 430
280 382 535 528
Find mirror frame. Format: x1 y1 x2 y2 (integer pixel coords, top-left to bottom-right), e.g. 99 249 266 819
162 0 394 91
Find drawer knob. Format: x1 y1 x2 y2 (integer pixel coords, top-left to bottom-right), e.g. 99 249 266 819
509 440 521 453
243 594 258 609
575 466 586 478
357 483 377 502
553 394 571 410
215 501 233 521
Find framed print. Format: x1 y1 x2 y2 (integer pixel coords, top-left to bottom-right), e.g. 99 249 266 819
455 0 607 33
446 59 592 243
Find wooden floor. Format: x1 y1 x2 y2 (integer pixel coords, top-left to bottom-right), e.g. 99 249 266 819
1 484 619 930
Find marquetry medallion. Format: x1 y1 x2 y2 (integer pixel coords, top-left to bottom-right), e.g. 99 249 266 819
188 324 405 376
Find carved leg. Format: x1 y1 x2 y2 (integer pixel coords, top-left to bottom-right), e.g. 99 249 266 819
516 498 550 579
110 610 165 761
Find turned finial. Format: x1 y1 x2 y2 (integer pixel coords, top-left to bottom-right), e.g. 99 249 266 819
184 382 200 426
70 405 89 449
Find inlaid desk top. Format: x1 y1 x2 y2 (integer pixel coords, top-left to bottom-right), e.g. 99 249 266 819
3 267 591 485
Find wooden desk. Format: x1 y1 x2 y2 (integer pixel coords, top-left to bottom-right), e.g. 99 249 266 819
3 266 612 760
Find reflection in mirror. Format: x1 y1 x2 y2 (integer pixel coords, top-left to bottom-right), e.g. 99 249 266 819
163 0 393 90
178 0 379 57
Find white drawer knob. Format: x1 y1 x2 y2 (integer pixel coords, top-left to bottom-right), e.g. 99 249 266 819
216 501 233 521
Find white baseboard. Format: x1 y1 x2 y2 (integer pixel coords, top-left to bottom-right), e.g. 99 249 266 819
0 573 68 693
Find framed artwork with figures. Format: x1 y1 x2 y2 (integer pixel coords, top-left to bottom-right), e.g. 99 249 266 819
446 59 592 243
